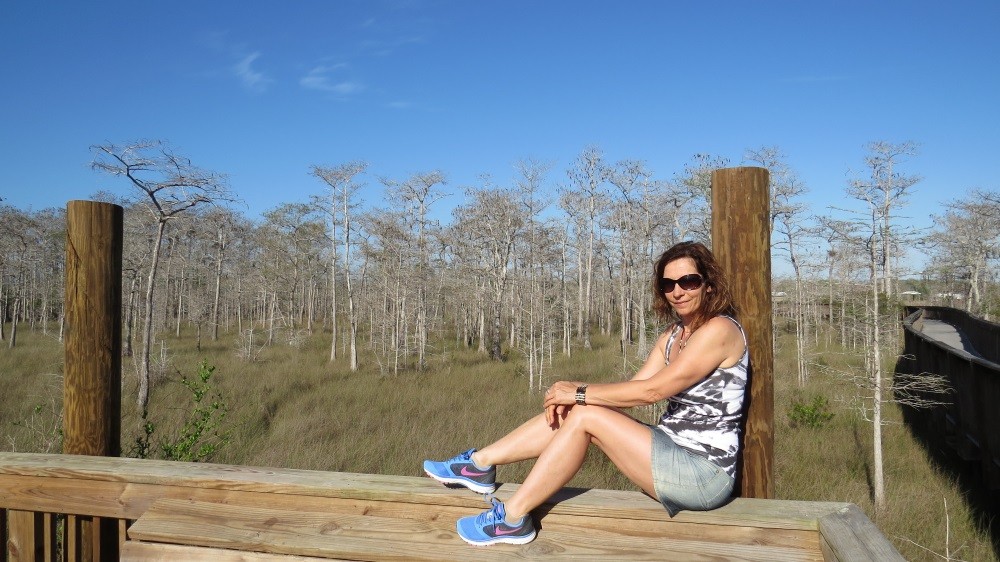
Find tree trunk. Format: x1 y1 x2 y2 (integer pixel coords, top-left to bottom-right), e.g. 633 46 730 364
8 297 18 348
343 188 359 371
139 219 168 420
871 264 886 513
124 274 137 357
212 225 225 341
329 220 338 362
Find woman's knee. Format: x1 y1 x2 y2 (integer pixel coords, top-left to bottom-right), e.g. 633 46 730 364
563 404 618 433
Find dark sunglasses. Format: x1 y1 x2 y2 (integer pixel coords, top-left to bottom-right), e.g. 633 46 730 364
658 274 704 293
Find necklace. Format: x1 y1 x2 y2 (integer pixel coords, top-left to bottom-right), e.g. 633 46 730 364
675 325 691 353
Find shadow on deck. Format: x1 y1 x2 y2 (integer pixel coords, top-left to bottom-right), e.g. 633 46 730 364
0 452 901 561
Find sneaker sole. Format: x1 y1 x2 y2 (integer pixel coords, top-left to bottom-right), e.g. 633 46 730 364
423 470 496 494
457 530 537 546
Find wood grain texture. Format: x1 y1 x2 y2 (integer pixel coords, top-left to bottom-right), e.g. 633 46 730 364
121 542 341 562
127 498 821 561
712 167 775 500
0 453 842 528
818 504 906 561
5 510 43 562
64 200 123 458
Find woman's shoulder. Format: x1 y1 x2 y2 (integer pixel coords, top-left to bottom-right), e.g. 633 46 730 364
702 315 742 334
701 316 746 364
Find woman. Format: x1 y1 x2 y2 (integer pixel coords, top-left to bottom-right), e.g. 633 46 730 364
423 241 748 546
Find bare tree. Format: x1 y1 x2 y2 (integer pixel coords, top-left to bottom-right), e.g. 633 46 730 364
820 141 936 513
452 179 524 361
312 161 369 370
258 203 325 345
673 153 729 244
92 140 234 420
513 159 554 388
606 159 655 368
926 188 1000 317
0 206 38 348
382 171 447 370
565 146 608 350
360 210 414 374
853 141 921 298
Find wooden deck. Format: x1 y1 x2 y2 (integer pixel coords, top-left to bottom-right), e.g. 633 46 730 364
0 452 902 561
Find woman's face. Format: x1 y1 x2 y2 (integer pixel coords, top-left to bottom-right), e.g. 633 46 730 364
660 257 709 319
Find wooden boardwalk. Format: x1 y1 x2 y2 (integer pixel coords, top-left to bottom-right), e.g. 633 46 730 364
0 452 901 561
915 318 983 359
903 307 1000 488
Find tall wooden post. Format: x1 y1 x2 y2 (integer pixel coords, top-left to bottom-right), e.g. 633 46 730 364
64 200 123 561
711 167 774 499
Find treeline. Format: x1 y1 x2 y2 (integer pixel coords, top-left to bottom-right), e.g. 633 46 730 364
1 140 998 395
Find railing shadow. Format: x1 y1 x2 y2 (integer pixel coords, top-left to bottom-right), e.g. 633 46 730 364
899 398 1000 558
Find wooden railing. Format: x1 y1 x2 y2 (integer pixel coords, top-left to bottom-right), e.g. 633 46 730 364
901 306 1000 487
0 452 902 561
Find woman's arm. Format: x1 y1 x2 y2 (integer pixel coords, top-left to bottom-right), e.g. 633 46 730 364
544 317 744 411
628 330 671 382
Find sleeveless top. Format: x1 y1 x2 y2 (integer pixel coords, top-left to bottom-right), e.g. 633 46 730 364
656 316 748 479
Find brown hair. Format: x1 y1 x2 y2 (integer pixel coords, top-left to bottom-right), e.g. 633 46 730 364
651 241 737 331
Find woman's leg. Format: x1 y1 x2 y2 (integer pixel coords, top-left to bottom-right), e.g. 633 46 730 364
502 405 655 520
473 412 561 467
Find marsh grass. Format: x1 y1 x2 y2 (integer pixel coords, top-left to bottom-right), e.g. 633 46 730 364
2 323 998 559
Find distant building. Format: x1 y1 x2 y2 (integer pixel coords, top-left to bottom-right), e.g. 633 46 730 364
936 292 965 300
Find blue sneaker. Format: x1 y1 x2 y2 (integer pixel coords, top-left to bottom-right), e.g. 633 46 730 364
423 448 496 494
456 498 536 546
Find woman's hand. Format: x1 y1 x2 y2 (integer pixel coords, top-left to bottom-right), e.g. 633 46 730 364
543 381 584 427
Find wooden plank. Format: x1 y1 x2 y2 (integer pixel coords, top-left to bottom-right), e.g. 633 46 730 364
536 511 820 554
1 507 7 562
121 542 341 562
0 453 844 529
128 499 820 562
2 452 902 559
42 514 56 562
0 475 820 554
6 510 43 562
817 504 904 561
0 471 834 534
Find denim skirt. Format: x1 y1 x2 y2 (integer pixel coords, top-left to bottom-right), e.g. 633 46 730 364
649 426 734 516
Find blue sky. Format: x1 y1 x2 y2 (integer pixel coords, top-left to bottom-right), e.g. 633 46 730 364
2 1 998 267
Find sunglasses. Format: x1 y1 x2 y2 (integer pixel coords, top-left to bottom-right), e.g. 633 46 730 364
658 274 704 293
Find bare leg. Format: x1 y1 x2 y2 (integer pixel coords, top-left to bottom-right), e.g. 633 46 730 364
502 405 655 521
473 412 561 467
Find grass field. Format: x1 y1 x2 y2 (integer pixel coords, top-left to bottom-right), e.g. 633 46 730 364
1 323 997 560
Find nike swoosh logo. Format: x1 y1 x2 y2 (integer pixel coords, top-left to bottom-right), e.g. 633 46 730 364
460 466 488 477
494 525 525 536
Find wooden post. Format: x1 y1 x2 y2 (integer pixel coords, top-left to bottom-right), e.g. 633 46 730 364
64 200 123 561
711 167 774 499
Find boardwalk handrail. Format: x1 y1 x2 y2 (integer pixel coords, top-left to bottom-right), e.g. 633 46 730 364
0 452 903 561
902 306 1000 488
905 305 1000 364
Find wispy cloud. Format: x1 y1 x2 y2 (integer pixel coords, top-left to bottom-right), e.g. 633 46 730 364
233 52 272 92
300 64 365 96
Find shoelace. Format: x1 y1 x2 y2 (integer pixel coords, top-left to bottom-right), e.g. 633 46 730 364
476 497 504 527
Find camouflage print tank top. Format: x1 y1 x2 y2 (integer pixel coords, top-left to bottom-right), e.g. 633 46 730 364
656 316 748 479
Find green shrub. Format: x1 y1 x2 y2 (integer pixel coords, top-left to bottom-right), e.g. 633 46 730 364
788 395 835 429
128 360 230 462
